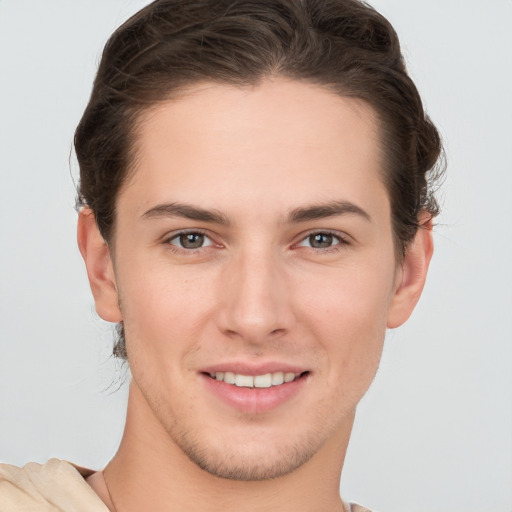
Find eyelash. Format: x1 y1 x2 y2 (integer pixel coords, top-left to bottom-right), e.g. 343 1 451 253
163 229 350 255
164 229 216 254
296 230 350 253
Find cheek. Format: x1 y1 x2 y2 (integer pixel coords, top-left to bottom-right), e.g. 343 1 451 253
296 259 396 333
294 263 395 384
116 262 215 364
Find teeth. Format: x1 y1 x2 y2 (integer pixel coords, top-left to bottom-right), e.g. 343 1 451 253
253 374 272 388
224 372 236 384
235 374 254 387
212 371 301 388
284 372 296 383
271 372 284 385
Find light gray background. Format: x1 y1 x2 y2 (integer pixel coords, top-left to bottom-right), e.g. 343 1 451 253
0 1 511 511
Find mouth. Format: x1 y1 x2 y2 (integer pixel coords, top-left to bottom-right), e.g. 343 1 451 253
205 371 307 388
200 363 310 413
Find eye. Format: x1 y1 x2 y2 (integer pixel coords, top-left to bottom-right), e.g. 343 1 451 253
168 231 215 250
297 232 346 249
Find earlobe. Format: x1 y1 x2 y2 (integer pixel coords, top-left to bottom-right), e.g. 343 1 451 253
77 208 122 323
387 213 434 329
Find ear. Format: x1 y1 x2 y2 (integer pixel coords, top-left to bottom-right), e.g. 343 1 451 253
387 212 434 329
77 208 122 323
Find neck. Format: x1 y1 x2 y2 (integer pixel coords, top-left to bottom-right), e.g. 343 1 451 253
100 381 353 512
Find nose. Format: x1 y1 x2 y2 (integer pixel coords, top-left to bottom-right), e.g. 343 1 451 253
216 248 296 345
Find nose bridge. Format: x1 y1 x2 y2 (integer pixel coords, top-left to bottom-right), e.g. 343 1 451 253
218 244 292 341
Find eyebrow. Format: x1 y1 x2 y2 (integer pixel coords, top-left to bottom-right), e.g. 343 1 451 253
142 202 231 226
287 200 371 223
141 199 371 226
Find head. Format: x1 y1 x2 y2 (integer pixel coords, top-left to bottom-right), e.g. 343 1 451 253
76 0 442 481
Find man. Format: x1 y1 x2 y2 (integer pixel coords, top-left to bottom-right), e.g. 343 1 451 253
0 1 442 510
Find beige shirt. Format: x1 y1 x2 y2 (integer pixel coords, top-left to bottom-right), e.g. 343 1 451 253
0 459 108 511
0 459 373 512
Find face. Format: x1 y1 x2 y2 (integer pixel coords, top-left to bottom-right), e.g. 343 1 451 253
85 79 424 481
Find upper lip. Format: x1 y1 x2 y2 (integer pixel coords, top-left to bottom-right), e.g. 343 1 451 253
199 362 309 376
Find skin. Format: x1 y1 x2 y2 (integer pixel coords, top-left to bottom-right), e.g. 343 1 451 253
78 78 433 512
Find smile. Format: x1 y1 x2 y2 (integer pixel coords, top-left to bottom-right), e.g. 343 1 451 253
209 371 302 388
202 368 309 413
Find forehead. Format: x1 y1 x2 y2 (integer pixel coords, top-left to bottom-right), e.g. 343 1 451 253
121 78 388 220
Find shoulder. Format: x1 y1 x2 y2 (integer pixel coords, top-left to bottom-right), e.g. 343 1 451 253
349 503 376 512
0 459 108 511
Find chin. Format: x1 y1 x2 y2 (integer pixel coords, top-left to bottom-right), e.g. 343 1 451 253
175 433 322 481
158 404 351 482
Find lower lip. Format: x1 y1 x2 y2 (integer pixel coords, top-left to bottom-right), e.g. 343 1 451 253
201 374 309 414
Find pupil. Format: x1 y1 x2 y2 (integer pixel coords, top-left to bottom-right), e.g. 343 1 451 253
311 233 332 248
180 233 204 249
